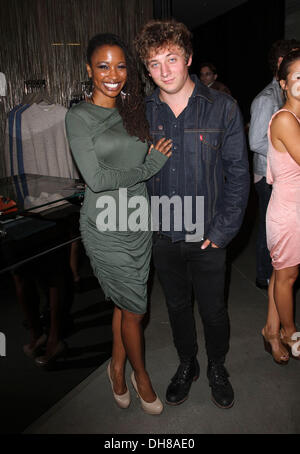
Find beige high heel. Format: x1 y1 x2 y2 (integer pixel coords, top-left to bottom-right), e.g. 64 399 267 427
131 371 163 415
261 328 289 365
107 362 131 409
280 330 300 360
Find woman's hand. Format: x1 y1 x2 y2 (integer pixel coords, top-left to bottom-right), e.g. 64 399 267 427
148 138 173 157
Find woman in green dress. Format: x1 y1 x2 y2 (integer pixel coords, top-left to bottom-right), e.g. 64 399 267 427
66 34 172 414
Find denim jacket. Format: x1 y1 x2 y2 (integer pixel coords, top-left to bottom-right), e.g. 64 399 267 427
249 78 284 177
145 75 250 248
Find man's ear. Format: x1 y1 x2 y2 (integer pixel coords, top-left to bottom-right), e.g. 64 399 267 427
186 54 193 67
277 56 283 69
214 74 218 81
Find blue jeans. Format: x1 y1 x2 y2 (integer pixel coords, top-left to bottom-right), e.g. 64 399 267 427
152 234 229 363
255 177 273 281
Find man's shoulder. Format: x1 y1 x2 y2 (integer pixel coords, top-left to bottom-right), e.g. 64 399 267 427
188 78 236 114
252 80 279 104
145 88 159 104
211 80 231 95
206 86 234 103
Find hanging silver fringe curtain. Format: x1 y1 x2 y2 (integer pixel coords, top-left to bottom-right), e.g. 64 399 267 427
0 0 153 176
0 0 153 109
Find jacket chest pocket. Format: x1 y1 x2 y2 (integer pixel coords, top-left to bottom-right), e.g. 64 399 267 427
185 129 223 164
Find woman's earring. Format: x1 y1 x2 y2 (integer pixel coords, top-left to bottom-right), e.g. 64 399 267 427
121 85 129 101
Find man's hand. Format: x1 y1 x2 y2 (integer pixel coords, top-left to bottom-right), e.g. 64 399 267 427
201 239 219 249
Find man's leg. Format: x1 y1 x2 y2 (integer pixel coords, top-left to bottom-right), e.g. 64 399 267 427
186 243 233 409
153 235 199 405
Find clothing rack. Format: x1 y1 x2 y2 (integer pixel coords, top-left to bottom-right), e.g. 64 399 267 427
24 79 46 94
69 81 92 107
22 80 54 105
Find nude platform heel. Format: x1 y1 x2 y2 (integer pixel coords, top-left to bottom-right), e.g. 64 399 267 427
107 362 131 409
280 330 300 360
261 328 289 365
131 371 163 415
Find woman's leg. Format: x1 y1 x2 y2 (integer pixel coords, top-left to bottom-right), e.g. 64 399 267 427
274 265 299 337
121 309 156 402
45 285 61 355
265 270 280 332
43 273 66 357
70 240 81 284
110 306 127 395
13 273 43 344
262 269 289 360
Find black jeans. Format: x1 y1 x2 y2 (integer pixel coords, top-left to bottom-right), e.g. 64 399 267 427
254 177 272 282
153 235 230 363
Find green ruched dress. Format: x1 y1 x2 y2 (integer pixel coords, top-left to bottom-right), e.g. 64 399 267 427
66 102 167 314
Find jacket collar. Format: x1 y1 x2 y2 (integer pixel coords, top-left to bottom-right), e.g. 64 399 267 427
146 74 213 105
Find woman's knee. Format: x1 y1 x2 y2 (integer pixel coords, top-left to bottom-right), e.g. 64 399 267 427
275 267 299 286
121 308 144 323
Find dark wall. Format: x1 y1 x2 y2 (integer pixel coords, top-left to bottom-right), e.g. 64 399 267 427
191 0 285 122
153 0 173 19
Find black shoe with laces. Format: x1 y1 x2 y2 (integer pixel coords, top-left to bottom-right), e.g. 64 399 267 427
207 360 234 409
166 357 200 406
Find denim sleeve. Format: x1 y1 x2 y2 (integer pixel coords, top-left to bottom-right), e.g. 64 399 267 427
207 101 250 248
248 94 274 157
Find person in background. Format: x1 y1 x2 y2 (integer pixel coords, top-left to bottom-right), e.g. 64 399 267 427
199 62 231 95
249 39 300 290
262 49 300 363
66 33 172 415
18 248 72 368
135 19 249 410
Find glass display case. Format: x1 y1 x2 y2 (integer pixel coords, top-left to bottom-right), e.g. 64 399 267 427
0 174 84 273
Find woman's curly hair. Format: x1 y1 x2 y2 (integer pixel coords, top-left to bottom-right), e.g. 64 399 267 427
134 19 193 65
87 33 150 142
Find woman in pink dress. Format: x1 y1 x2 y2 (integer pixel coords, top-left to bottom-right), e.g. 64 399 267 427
262 49 300 363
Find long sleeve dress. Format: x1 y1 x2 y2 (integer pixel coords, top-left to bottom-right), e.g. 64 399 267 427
66 101 168 314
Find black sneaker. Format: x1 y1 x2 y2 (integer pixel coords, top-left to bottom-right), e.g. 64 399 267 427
166 357 200 406
207 361 234 409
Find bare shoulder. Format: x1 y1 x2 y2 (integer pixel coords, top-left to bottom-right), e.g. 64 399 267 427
271 111 299 136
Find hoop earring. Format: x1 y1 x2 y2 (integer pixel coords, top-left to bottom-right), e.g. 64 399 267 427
84 79 93 98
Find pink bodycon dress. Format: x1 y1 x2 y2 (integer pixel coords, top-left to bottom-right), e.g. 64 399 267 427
266 109 300 270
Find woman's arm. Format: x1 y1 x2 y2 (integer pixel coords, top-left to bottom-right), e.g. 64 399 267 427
270 111 300 166
65 110 171 193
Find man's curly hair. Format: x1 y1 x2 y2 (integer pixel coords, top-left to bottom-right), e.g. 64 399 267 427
268 39 300 77
87 33 150 142
134 19 193 66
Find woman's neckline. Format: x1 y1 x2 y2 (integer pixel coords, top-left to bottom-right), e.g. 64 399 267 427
84 99 117 110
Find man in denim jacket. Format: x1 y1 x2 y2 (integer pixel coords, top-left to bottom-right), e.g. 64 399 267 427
135 20 249 409
249 39 299 290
